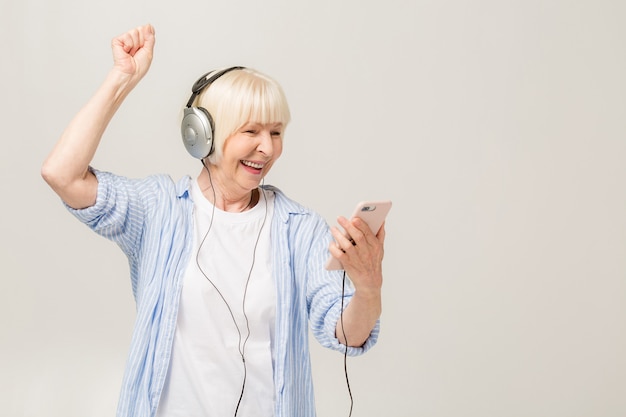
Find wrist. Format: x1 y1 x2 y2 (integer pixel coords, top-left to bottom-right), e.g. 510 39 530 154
103 68 137 102
352 287 382 311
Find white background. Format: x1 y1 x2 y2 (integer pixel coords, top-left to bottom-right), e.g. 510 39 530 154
1 0 625 416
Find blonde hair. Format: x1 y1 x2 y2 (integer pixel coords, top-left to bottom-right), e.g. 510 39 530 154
193 67 291 163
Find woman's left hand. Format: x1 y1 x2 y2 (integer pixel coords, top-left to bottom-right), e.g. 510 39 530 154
329 216 386 293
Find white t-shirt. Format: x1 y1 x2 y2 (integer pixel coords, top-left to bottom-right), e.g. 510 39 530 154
156 180 276 417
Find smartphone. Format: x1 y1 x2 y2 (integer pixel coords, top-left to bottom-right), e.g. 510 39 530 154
325 200 392 271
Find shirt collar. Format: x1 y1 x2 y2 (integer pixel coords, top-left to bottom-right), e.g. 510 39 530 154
175 175 193 199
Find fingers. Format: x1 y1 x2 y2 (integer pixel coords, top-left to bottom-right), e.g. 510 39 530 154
111 24 155 77
125 29 141 55
330 216 384 262
376 221 386 243
131 24 156 55
330 224 356 253
336 216 374 247
115 24 154 55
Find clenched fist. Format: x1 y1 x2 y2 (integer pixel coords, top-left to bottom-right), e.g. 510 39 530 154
111 24 155 86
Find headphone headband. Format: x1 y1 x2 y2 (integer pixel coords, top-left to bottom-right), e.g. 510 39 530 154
181 66 246 159
186 66 245 108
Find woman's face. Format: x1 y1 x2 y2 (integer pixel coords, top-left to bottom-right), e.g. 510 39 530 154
214 121 284 195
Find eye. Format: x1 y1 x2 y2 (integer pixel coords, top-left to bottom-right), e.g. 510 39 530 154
271 131 282 137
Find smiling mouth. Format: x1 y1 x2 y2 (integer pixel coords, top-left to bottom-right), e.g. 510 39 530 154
241 160 264 169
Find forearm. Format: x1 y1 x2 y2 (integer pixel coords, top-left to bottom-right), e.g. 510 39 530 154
336 287 382 347
50 69 134 174
42 70 130 200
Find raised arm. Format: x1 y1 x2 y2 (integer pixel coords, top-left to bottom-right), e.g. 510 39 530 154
41 24 155 209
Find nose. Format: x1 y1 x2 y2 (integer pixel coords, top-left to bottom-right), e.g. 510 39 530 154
257 130 274 156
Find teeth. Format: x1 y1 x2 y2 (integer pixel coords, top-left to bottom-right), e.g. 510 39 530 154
242 160 264 169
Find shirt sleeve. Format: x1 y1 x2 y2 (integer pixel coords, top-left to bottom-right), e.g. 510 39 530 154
64 168 148 258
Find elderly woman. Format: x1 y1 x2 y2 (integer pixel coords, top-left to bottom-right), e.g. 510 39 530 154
42 24 385 417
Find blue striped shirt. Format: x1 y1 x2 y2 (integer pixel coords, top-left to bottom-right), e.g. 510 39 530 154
67 169 379 417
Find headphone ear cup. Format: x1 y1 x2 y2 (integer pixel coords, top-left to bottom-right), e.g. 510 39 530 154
181 107 215 159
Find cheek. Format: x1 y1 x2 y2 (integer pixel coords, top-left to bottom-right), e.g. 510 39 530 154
264 146 282 174
274 140 284 159
222 139 247 163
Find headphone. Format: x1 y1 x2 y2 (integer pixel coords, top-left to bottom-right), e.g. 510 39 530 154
181 66 245 159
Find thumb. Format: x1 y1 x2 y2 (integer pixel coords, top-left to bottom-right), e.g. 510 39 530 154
141 24 156 53
133 24 156 67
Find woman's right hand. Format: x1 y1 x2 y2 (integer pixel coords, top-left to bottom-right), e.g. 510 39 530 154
111 24 155 87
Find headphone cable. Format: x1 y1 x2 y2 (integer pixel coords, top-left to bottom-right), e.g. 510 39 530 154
197 160 268 417
340 270 353 417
